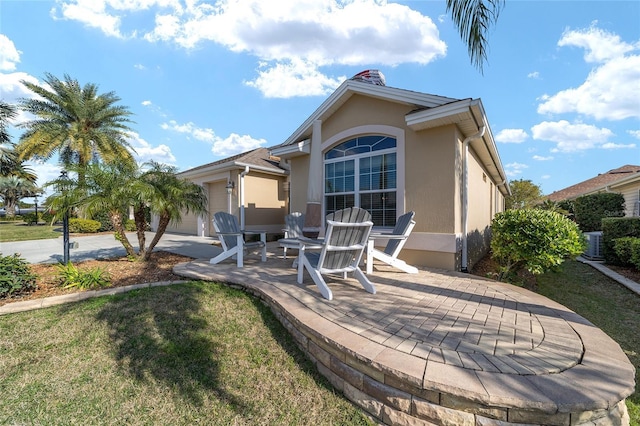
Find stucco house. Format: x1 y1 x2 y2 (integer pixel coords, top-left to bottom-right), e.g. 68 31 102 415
270 74 509 272
546 164 640 217
164 147 289 237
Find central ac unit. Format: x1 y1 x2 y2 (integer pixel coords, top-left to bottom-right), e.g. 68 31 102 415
583 231 603 260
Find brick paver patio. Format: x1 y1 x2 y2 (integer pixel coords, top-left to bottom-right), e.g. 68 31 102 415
174 243 635 426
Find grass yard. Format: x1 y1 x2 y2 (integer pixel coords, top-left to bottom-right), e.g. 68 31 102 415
0 281 373 425
537 260 640 424
0 221 61 242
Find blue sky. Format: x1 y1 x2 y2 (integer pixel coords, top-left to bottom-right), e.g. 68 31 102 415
1 0 639 197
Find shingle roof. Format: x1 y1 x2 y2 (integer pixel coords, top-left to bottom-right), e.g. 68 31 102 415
179 147 285 175
546 165 640 201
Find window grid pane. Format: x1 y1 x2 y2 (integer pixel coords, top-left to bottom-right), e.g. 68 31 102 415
324 136 397 226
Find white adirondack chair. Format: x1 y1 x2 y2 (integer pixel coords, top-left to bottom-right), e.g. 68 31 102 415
210 211 266 268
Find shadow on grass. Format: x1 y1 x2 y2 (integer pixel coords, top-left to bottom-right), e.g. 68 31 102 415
91 282 249 412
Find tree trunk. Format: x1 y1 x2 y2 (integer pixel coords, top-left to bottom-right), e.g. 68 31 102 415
142 213 170 261
134 203 147 258
110 210 137 258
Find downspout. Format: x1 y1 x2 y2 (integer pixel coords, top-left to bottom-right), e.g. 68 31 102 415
240 166 250 229
461 126 486 273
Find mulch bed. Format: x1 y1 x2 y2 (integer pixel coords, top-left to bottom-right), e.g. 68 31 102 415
1 251 193 307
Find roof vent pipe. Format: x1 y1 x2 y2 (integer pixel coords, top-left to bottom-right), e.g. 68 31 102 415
461 126 486 273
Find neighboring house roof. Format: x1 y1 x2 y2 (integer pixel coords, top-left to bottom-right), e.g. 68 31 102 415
271 78 508 194
178 147 287 179
546 165 640 201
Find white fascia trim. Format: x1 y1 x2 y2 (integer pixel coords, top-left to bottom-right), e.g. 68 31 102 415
234 161 288 175
270 139 311 158
282 80 458 147
405 98 475 129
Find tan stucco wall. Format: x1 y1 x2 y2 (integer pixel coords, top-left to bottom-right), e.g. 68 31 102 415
166 211 199 235
285 94 503 271
289 155 311 215
242 172 287 231
209 180 229 236
407 125 458 234
322 95 409 141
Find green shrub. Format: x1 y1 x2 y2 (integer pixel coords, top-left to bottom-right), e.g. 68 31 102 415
573 192 625 232
602 217 640 265
632 239 640 270
612 237 637 266
22 212 44 225
491 209 586 282
125 219 137 231
0 253 37 298
56 262 111 290
69 218 101 233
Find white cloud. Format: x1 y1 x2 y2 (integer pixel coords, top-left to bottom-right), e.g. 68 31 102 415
141 100 152 106
161 119 266 156
245 59 345 98
531 120 614 152
126 131 176 164
211 133 266 157
0 34 21 71
495 128 528 143
532 155 553 161
538 25 640 121
558 23 637 63
628 130 640 139
161 120 216 142
54 0 447 97
134 63 146 70
504 162 528 178
0 71 41 105
600 142 636 150
527 71 540 79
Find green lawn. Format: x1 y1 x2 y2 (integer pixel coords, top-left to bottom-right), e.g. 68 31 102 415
537 260 640 424
0 221 61 242
0 281 373 425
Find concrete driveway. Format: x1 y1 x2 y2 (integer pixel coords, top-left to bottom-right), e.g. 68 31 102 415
0 232 222 264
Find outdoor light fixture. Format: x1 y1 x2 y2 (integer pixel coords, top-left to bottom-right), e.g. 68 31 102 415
225 180 235 194
226 180 235 213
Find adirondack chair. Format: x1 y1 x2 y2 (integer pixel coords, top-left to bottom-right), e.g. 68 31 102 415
278 212 305 259
297 217 375 301
326 206 371 223
366 211 418 274
210 211 266 268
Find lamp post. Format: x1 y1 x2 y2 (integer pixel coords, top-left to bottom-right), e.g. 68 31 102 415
226 180 234 214
58 171 71 264
33 193 38 225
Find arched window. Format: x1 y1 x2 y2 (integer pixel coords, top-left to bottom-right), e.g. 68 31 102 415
324 135 397 227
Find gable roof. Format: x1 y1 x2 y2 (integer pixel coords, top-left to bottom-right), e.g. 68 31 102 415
271 79 508 194
178 147 287 179
546 165 640 201
277 79 459 148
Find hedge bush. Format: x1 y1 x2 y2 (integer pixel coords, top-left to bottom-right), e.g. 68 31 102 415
573 192 625 232
491 209 586 281
0 253 37 298
601 217 640 265
69 218 101 233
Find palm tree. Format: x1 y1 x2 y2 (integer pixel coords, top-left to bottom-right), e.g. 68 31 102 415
446 0 505 73
0 175 37 218
16 73 136 183
69 160 207 261
0 101 16 146
136 161 208 261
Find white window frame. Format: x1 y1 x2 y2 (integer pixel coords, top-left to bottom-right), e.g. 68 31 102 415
321 125 406 228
